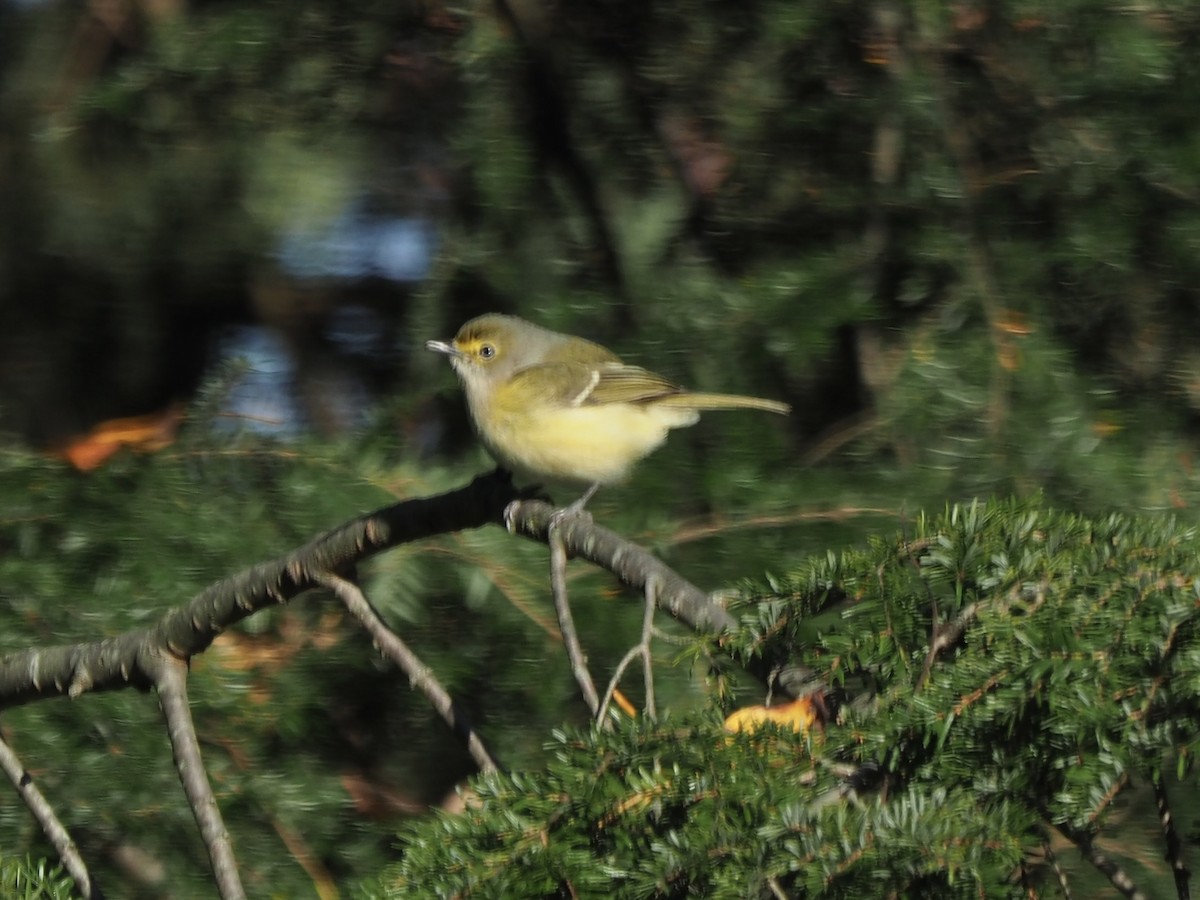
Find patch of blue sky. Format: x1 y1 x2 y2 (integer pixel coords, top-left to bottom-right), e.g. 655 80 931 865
277 205 436 283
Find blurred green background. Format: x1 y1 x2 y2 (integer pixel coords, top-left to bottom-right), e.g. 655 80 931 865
4 0 1200 894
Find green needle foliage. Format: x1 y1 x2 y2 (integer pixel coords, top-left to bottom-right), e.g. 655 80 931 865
380 722 1031 899
379 498 1200 898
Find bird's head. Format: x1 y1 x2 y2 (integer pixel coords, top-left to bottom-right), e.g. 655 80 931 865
426 314 534 397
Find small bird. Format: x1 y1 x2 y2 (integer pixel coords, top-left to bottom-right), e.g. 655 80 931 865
426 314 790 512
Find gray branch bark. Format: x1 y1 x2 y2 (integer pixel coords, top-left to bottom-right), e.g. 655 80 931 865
0 471 525 710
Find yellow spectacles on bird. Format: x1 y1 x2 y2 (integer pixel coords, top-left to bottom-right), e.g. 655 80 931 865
427 314 789 512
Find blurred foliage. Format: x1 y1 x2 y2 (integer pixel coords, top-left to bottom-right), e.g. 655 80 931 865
3 0 1200 895
1 0 1198 509
381 499 1200 898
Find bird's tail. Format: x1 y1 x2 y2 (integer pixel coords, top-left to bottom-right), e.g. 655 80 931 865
659 393 790 415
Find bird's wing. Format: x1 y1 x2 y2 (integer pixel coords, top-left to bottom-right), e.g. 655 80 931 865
583 364 683 405
506 362 682 408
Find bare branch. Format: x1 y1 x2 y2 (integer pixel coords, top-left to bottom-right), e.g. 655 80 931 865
141 650 245 900
317 570 499 774
0 471 525 711
0 728 102 898
765 875 789 900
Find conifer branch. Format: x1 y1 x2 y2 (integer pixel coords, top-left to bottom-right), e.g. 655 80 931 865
142 650 245 900
0 730 101 898
317 570 500 774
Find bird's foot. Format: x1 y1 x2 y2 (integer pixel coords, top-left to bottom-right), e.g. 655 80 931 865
548 483 600 532
549 500 594 532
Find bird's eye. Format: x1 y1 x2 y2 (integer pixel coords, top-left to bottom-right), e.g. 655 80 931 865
479 344 496 360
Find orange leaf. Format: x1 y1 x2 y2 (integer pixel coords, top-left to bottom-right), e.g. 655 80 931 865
52 403 184 471
723 696 821 734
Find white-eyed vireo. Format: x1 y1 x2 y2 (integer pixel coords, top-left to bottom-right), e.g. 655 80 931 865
426 314 790 510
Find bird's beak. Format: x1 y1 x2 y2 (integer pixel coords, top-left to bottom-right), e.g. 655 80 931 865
425 339 463 359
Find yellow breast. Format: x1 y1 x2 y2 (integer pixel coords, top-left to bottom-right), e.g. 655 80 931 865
471 400 697 485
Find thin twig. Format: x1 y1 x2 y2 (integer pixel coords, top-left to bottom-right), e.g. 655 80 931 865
549 522 601 716
206 734 339 899
640 577 657 720
662 504 898 547
0 728 102 898
143 651 245 900
316 570 499 774
596 575 659 726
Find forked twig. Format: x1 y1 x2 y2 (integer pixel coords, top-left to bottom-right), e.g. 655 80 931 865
505 499 736 635
316 570 499 774
639 577 658 720
597 575 659 725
